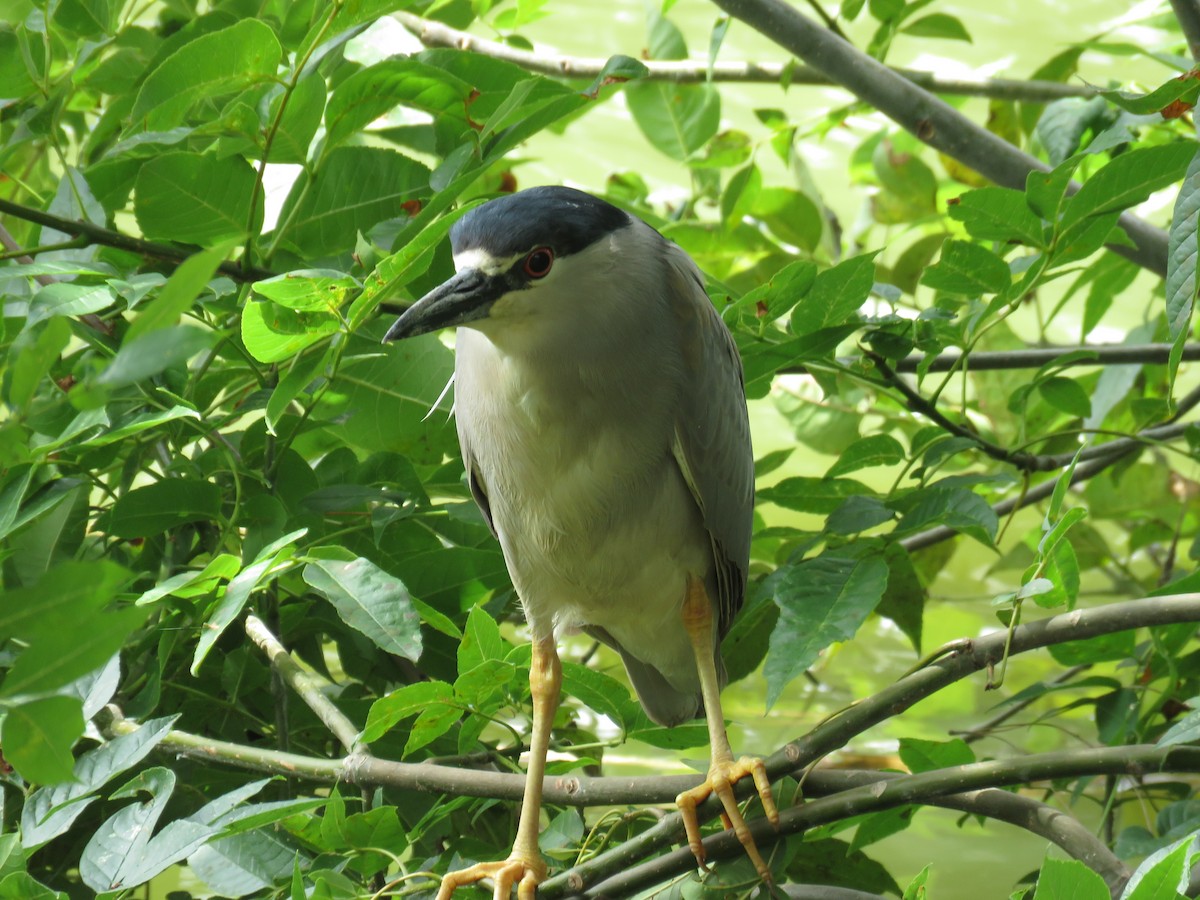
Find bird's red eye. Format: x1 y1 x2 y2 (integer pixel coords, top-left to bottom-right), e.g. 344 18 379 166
523 247 554 278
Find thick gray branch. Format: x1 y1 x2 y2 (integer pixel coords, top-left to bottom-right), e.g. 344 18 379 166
1170 0 1200 61
710 0 1171 277
552 747 1178 898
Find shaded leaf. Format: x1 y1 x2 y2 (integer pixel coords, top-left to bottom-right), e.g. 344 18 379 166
1 697 84 784
764 551 889 707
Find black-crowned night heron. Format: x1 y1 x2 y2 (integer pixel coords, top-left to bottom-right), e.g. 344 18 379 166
384 186 777 898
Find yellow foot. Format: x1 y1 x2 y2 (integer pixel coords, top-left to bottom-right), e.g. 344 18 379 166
436 855 546 900
675 755 780 880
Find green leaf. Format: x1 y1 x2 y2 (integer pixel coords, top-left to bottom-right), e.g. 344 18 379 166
319 331 456 462
1038 376 1092 418
902 864 931 900
134 152 263 245
240 299 339 364
1 697 84 784
764 551 889 707
721 163 761 229
825 495 896 535
324 58 472 154
67 405 202 453
79 768 218 892
22 716 177 847
55 0 120 38
877 543 925 652
625 81 720 161
948 186 1044 246
253 269 359 311
850 806 916 855
404 703 461 757
826 434 905 477
26 282 116 327
130 19 282 131
191 529 306 674
1031 855 1109 900
1121 836 1197 900
273 147 429 258
1158 699 1200 748
900 12 971 41
361 680 453 744
458 605 504 674
92 325 217 392
1059 142 1196 234
751 187 822 251
107 479 222 538
1165 147 1200 395
303 557 421 661
266 346 330 434
126 244 231 342
892 484 998 547
1048 629 1135 666
758 476 873 514
2 605 146 698
1102 74 1200 115
559 662 632 730
921 239 1011 296
352 202 475 326
1036 97 1108 165
1026 155 1082 221
898 737 974 773
872 139 938 222
266 73 325 164
791 252 876 334
0 561 128 643
4 318 70 410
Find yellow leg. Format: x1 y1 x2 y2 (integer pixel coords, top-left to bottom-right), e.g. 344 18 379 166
675 576 779 881
437 634 562 900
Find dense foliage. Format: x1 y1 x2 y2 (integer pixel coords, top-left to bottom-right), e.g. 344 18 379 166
1 0 1200 897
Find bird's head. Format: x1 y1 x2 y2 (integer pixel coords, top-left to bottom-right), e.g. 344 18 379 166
382 186 632 343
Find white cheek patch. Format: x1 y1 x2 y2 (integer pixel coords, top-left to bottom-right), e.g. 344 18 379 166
454 248 518 276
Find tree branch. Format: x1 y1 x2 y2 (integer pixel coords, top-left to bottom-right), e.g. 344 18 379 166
106 595 1200 895
898 380 1200 552
105 595 1200 806
244 614 365 754
392 10 1095 101
709 0 1172 278
540 594 1200 895
550 746 1180 898
1170 0 1200 61
812 342 1200 374
0 197 275 283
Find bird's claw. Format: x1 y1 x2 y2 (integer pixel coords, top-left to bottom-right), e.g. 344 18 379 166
435 854 547 900
675 755 779 881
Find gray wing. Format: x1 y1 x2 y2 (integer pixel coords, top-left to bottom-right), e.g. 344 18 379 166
663 243 755 640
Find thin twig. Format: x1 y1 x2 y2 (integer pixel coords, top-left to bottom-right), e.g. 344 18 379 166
244 614 366 754
392 10 1095 101
953 664 1091 744
0 197 275 282
805 342 1200 374
898 381 1200 552
709 0 1171 277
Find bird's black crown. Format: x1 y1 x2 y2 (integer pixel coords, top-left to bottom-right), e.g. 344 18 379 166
450 186 630 260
